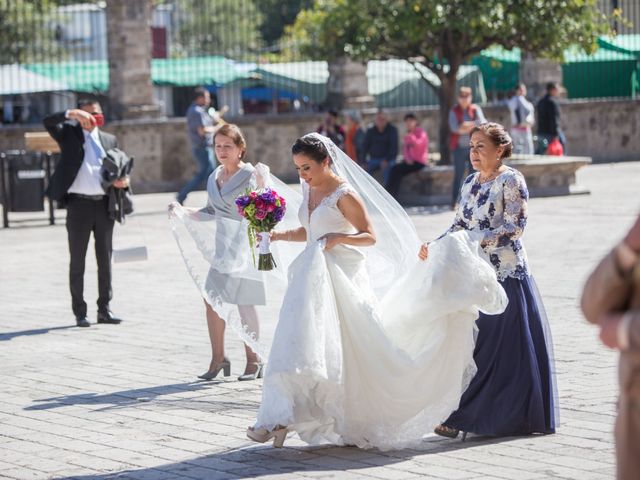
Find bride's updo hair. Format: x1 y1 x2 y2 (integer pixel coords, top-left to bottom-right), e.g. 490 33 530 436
470 122 513 160
292 135 330 164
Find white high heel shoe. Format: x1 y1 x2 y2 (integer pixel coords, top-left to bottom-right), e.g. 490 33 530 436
246 425 288 448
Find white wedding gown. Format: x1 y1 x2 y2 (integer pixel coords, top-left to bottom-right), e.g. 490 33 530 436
255 182 508 450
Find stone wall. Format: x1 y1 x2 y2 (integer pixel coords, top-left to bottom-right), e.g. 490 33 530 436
0 98 637 193
397 155 591 206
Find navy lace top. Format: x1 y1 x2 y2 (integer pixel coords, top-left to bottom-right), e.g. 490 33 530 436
444 166 530 281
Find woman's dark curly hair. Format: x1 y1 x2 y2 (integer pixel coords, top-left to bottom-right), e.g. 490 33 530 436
470 122 513 160
291 135 330 164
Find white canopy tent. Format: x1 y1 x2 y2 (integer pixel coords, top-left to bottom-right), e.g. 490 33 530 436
0 64 69 96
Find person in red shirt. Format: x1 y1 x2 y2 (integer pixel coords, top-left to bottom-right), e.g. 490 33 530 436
344 110 366 165
385 113 429 199
449 86 486 208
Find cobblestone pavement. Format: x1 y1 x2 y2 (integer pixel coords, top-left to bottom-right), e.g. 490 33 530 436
1 162 638 480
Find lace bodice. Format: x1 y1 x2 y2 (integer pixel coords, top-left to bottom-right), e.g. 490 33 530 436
300 181 358 242
443 167 530 281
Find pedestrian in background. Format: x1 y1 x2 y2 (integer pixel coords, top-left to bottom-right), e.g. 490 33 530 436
581 215 640 480
508 83 535 155
176 87 223 205
536 82 566 154
385 113 429 199
363 109 398 184
316 109 345 149
344 110 366 165
449 86 486 208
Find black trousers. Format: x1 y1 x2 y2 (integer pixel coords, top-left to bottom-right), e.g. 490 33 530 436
66 195 114 318
385 162 424 198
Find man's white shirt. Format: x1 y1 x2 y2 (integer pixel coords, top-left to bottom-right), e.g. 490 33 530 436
67 124 106 196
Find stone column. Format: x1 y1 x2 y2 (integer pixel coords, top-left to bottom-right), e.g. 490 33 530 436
106 0 161 120
520 53 564 100
327 57 375 111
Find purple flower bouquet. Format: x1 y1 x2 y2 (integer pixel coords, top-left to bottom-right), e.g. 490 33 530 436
235 188 287 271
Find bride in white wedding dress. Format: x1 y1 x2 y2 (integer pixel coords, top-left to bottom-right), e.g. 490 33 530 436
247 133 508 450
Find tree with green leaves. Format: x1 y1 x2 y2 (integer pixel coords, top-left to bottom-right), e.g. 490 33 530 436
173 0 263 59
0 0 62 64
253 0 313 48
286 0 613 163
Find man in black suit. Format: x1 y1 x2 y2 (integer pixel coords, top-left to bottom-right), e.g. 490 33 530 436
536 81 566 153
44 99 128 327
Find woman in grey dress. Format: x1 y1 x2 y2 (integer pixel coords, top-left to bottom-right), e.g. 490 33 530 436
174 124 266 381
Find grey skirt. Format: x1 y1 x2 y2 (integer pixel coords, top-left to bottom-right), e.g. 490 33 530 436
205 269 266 306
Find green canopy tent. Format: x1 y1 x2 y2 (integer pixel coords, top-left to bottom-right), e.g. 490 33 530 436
471 46 520 96
25 56 249 93
26 60 108 92
471 36 640 99
230 60 486 108
152 56 244 87
562 45 638 98
368 60 487 108
226 61 329 104
597 34 640 56
25 57 487 109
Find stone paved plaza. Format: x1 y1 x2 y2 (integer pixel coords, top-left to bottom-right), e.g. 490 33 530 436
1 162 639 480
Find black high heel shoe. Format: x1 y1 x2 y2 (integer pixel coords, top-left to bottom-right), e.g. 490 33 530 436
198 358 231 380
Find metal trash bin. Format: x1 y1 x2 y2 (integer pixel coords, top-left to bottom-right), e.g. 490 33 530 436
0 150 55 227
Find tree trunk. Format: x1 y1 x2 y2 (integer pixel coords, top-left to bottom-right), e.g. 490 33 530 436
437 73 457 165
106 0 160 120
326 57 374 111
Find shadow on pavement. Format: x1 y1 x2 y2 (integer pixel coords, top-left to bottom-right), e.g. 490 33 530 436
25 382 257 413
0 325 76 341
52 434 522 479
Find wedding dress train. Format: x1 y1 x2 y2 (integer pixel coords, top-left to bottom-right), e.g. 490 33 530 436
254 181 507 450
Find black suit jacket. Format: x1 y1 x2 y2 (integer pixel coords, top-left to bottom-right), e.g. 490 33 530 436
43 112 118 202
536 94 561 137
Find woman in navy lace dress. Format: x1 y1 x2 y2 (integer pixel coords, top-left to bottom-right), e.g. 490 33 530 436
421 122 557 438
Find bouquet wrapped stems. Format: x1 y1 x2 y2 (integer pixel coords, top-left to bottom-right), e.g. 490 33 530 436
237 187 287 272
256 231 276 271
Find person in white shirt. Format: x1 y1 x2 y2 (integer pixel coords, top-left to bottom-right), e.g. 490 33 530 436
44 99 129 327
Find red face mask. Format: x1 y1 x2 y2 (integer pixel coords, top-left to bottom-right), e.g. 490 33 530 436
92 113 105 127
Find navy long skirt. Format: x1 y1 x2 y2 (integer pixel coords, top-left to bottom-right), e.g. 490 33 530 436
445 275 557 436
